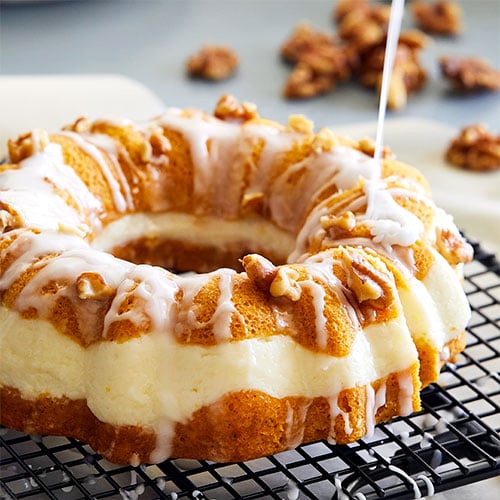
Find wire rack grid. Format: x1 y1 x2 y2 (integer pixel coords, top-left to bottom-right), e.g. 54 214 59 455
0 240 499 500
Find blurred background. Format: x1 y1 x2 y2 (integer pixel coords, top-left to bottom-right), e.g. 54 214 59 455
0 0 498 127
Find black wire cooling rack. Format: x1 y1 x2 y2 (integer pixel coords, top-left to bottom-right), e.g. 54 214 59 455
0 240 499 500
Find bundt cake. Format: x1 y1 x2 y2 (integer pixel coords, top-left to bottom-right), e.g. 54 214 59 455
0 95 473 465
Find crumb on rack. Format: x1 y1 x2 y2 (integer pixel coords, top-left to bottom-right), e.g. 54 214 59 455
412 0 462 36
186 45 239 81
440 55 500 93
445 124 500 172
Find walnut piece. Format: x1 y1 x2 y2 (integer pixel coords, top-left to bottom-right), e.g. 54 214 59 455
213 94 258 122
436 227 474 266
341 249 384 303
357 31 429 110
242 254 277 291
280 23 354 99
412 0 462 36
440 56 500 93
445 124 500 172
270 267 302 301
335 0 390 52
186 45 239 81
283 62 336 99
280 22 336 64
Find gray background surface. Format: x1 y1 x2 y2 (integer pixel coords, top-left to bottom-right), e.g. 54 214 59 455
1 0 499 130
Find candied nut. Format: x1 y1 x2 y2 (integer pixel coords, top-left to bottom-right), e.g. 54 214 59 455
214 94 259 122
283 62 336 99
298 43 354 80
242 254 277 291
280 22 335 64
270 267 302 301
445 124 500 172
335 0 390 52
333 0 371 23
77 272 114 300
357 32 428 110
412 0 462 36
440 56 500 93
280 23 354 100
186 44 239 81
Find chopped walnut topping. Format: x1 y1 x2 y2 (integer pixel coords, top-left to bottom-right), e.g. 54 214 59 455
242 254 277 291
214 94 259 122
77 272 114 300
287 114 314 134
311 128 338 153
436 227 474 266
321 211 356 232
341 249 384 303
440 56 500 93
148 125 172 159
412 0 462 36
186 45 239 81
357 31 429 110
357 137 394 159
0 203 21 233
243 255 303 302
8 129 49 162
445 124 500 172
270 267 302 301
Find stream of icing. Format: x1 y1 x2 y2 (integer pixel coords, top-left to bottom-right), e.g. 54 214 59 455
373 0 405 163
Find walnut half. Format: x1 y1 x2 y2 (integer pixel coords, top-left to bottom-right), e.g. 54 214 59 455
412 0 462 36
440 56 500 93
186 45 239 81
445 124 500 172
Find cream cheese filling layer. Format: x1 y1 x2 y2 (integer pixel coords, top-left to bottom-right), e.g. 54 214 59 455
91 212 296 259
399 249 470 350
0 306 417 428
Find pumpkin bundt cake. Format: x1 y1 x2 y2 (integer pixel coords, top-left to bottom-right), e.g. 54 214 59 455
0 95 472 465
